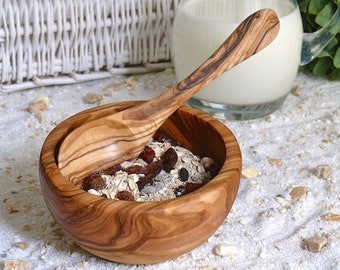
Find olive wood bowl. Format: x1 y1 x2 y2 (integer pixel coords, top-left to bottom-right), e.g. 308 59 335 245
39 101 242 264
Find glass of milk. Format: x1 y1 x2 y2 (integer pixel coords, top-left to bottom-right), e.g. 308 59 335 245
171 0 340 120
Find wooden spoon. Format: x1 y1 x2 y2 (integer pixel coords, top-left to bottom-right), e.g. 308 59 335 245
58 9 279 179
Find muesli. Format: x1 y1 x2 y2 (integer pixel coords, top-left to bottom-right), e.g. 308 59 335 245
81 134 218 202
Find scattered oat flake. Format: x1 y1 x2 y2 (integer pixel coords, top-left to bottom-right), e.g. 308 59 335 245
297 153 305 158
304 236 327 252
291 85 301 97
289 186 308 203
268 157 282 166
84 93 103 104
314 165 332 179
4 198 19 214
4 259 31 270
102 79 122 91
35 112 46 123
125 76 138 87
321 213 340 221
22 224 31 231
14 242 29 250
28 96 49 113
241 167 258 178
214 243 237 258
265 115 273 122
163 68 175 74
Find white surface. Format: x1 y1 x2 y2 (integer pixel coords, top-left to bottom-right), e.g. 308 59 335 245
0 71 339 270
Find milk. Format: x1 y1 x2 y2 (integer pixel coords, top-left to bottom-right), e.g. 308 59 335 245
172 0 303 105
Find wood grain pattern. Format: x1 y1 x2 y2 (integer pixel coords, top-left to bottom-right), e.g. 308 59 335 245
57 9 279 180
40 101 242 264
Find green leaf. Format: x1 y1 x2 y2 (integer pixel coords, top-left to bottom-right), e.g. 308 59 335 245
330 68 340 80
325 37 338 50
312 57 332 76
299 0 340 80
315 3 335 26
298 0 310 13
333 47 340 68
318 50 332 58
308 0 329 14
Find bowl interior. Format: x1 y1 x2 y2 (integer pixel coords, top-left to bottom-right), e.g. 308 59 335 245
57 101 227 186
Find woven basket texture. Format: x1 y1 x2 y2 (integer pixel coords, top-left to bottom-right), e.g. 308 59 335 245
0 0 180 92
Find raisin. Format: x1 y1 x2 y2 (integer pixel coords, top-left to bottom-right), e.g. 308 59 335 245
115 191 134 201
124 165 144 175
137 160 163 190
153 133 179 146
137 174 153 190
139 146 155 164
179 167 189 182
184 182 204 193
174 186 187 197
207 162 219 178
174 182 204 197
162 147 178 172
145 159 163 175
82 172 106 191
102 164 122 175
201 157 219 178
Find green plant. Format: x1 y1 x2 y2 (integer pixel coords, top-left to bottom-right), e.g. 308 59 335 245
297 0 340 80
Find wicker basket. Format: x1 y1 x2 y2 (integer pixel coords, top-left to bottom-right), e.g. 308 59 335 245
0 0 180 92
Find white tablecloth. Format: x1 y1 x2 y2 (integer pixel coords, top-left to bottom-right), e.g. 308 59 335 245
0 71 339 270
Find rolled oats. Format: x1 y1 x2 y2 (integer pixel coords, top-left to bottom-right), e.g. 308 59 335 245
84 93 103 104
241 167 258 179
303 236 328 252
28 96 49 113
4 259 31 270
289 186 308 204
321 213 340 222
314 165 332 179
82 137 216 202
267 157 282 166
214 243 237 258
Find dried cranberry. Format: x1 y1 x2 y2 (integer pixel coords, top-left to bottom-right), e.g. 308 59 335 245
162 147 178 172
139 146 155 164
82 172 106 191
179 167 189 182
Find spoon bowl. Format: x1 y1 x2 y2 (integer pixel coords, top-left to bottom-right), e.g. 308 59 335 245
58 9 279 180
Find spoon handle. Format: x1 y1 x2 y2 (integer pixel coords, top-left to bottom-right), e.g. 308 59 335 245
58 9 279 178
123 8 279 120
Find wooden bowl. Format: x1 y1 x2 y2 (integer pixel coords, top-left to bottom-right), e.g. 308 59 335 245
39 101 241 264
